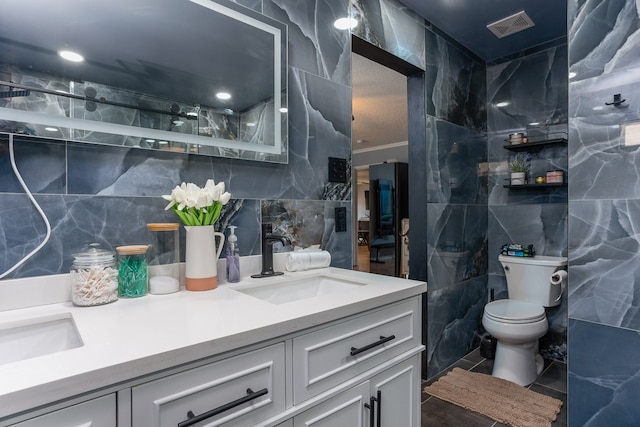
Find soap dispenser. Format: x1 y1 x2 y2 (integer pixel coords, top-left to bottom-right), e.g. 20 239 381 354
226 226 240 283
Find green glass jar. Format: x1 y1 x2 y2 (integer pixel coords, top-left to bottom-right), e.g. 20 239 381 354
116 245 149 298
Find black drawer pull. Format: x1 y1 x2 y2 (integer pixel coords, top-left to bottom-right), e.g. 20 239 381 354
178 387 268 427
350 335 396 356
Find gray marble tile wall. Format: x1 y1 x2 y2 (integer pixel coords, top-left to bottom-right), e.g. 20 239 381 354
425 29 487 132
353 0 489 380
487 45 569 362
423 34 488 379
0 0 353 280
424 117 488 378
568 0 640 423
350 0 426 69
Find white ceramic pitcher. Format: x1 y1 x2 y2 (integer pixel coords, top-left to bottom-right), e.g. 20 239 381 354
184 225 225 291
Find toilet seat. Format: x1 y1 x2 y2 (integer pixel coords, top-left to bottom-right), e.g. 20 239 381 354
484 300 545 324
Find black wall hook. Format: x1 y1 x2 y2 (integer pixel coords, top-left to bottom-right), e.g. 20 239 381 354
606 93 626 107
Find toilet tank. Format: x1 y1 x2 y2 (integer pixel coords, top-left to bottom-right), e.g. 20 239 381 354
499 255 567 307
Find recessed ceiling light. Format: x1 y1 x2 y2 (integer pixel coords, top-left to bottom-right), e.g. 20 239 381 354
279 107 288 113
569 72 577 79
216 92 231 100
159 141 169 145
145 139 156 143
528 122 540 126
58 50 84 62
496 101 510 108
45 127 58 132
333 17 358 30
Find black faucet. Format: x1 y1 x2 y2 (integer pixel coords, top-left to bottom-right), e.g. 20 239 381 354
251 224 291 278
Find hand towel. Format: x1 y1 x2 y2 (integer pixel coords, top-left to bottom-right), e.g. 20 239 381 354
285 250 331 272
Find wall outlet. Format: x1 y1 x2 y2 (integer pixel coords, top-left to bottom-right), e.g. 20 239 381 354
328 157 347 183
335 207 347 232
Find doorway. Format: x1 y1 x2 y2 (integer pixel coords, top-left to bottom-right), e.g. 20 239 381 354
351 39 418 278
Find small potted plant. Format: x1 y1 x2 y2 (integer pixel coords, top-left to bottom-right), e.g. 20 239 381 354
509 153 530 185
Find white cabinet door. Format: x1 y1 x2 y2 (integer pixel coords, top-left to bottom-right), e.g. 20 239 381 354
132 343 285 427
293 382 369 427
9 394 115 427
369 356 420 427
292 297 420 403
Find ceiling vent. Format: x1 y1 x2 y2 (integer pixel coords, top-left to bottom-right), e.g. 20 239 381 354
487 11 535 39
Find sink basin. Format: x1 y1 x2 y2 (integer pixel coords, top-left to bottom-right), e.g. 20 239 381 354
0 313 83 366
234 274 366 304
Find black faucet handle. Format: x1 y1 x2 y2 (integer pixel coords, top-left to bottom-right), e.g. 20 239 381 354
263 223 273 235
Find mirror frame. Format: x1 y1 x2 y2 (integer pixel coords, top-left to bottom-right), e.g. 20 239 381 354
0 0 288 163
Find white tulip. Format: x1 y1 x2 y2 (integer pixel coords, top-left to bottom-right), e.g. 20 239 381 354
219 191 231 205
162 181 231 225
204 179 217 191
195 191 210 209
212 182 225 201
183 183 202 209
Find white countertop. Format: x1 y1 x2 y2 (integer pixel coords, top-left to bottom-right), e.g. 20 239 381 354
0 267 426 420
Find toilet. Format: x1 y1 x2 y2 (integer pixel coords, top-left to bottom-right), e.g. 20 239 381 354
482 254 567 386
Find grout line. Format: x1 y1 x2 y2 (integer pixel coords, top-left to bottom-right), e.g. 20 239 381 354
421 395 434 404
539 359 555 376
533 382 567 395
467 357 488 371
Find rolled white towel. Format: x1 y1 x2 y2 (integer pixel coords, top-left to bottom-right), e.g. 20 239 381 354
286 250 331 272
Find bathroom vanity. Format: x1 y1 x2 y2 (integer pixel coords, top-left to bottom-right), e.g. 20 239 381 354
0 268 426 426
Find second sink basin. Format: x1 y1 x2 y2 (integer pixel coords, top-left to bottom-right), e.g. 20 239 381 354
234 274 366 304
0 313 84 366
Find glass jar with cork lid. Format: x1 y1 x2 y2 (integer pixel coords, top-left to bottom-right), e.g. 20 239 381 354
147 223 181 294
116 245 149 298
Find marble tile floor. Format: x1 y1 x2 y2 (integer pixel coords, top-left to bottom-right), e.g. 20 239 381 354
421 348 567 427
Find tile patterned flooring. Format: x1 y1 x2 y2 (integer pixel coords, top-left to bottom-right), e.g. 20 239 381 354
421 348 567 427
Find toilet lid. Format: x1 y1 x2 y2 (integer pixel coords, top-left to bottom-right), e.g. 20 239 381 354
484 300 546 323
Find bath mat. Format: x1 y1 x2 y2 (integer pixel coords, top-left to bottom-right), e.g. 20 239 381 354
423 367 562 427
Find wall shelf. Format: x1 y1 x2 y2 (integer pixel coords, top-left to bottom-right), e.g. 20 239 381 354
503 182 567 189
503 137 567 151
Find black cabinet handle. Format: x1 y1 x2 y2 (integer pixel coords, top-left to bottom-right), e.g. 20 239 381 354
364 395 377 427
177 387 268 427
376 390 382 427
350 335 396 356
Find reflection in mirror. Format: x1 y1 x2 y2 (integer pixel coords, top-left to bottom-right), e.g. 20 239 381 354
0 0 288 163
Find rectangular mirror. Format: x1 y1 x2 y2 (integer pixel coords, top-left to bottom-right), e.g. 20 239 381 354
0 0 288 163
